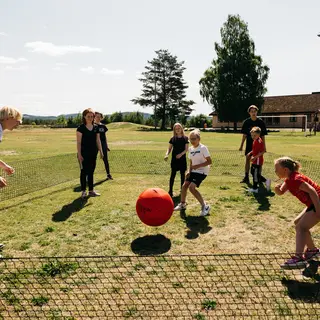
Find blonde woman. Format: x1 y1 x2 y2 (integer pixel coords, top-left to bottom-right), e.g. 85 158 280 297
164 123 189 197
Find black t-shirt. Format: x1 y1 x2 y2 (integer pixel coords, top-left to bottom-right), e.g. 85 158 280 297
96 123 108 143
77 124 98 155
169 136 189 162
241 117 267 147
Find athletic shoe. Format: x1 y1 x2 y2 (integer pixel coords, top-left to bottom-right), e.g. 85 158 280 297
200 204 211 217
240 177 250 184
89 191 100 197
305 248 320 261
280 256 307 269
247 188 258 193
106 174 113 180
266 179 271 192
81 191 87 199
174 203 187 211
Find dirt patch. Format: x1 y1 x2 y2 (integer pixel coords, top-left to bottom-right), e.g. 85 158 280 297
0 150 19 156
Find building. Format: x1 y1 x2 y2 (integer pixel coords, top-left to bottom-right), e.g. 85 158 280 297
209 92 320 130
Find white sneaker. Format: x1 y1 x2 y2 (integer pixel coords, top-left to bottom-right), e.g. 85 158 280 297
174 203 187 211
200 204 210 216
81 191 87 199
247 188 258 193
266 179 271 192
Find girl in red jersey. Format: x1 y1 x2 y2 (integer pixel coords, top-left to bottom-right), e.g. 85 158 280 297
274 157 320 269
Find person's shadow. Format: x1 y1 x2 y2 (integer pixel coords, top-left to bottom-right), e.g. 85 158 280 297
180 210 212 239
73 179 106 192
281 278 320 302
52 198 89 222
131 234 171 255
243 185 275 211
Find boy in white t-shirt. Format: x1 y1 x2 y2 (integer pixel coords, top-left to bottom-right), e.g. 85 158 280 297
174 129 212 216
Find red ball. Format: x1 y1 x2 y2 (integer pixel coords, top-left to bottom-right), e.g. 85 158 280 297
136 188 174 227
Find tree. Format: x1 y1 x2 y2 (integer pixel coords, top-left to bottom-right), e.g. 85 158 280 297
132 49 194 130
56 115 67 126
199 14 269 131
110 112 123 122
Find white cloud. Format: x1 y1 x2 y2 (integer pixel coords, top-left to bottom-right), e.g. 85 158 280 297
25 41 102 56
55 62 68 67
0 56 28 64
0 32 8 36
101 68 124 75
52 67 61 71
80 66 95 74
5 65 29 71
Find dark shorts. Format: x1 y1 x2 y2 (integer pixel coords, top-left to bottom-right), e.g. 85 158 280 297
186 172 207 187
245 144 253 156
171 159 187 171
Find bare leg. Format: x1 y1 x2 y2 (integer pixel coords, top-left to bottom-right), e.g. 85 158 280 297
245 153 251 175
180 181 190 203
294 208 315 252
189 183 205 207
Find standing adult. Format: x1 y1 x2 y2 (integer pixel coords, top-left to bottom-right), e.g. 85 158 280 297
239 105 267 184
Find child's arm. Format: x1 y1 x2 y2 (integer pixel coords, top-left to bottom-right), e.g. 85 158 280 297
274 181 288 195
96 133 104 159
261 136 266 152
299 182 320 215
164 144 173 161
0 160 14 175
191 156 212 170
76 131 83 161
186 159 192 178
0 176 7 188
176 143 189 159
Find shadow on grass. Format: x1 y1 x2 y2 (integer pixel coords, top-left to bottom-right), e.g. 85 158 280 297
242 185 275 211
73 179 108 193
281 278 320 302
180 210 212 239
52 198 89 222
131 234 171 255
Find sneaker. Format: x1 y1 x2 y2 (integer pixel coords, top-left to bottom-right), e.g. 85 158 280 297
81 191 87 199
280 256 307 270
305 248 320 261
200 204 210 217
88 190 100 197
240 177 250 184
106 174 113 180
174 203 187 211
247 188 258 193
266 179 271 192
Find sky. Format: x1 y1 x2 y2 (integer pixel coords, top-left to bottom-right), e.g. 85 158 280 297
0 0 320 117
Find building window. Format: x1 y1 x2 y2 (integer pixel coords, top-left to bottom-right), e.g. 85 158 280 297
273 117 280 125
289 116 297 122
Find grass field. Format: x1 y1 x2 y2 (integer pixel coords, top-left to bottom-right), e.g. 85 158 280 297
0 123 320 258
1 124 320 319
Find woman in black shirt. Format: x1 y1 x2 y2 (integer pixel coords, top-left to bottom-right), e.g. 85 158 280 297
164 123 189 197
77 108 103 198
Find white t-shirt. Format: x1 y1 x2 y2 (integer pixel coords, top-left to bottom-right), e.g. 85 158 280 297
0 123 3 142
188 143 210 175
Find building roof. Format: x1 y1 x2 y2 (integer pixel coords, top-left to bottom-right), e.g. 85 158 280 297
208 93 320 116
263 93 320 114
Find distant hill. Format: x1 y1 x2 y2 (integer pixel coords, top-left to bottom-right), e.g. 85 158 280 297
22 112 152 120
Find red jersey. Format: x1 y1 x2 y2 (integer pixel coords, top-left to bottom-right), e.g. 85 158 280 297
251 137 265 165
285 172 320 207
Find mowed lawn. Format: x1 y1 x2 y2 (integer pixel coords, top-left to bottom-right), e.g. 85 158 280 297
0 123 320 258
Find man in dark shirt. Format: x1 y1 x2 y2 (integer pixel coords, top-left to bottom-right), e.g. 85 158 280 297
239 105 267 183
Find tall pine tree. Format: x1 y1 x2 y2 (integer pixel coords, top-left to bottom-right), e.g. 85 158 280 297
199 15 269 130
132 49 194 129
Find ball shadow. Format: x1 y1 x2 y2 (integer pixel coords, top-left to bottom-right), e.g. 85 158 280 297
131 234 171 256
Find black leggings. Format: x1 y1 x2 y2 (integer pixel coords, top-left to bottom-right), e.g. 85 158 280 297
251 164 266 189
169 168 186 194
80 155 97 191
101 143 110 175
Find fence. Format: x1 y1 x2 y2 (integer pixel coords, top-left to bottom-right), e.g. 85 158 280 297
0 254 319 319
1 150 320 202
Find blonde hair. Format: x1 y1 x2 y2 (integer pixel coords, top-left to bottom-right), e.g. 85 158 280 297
274 157 301 172
0 106 22 122
189 129 201 139
248 105 259 112
172 123 185 137
250 126 261 134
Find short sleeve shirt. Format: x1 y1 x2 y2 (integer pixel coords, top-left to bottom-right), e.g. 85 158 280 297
241 118 267 147
77 124 99 155
0 123 3 142
285 172 320 207
252 137 264 165
188 144 210 175
169 136 189 161
97 123 108 143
